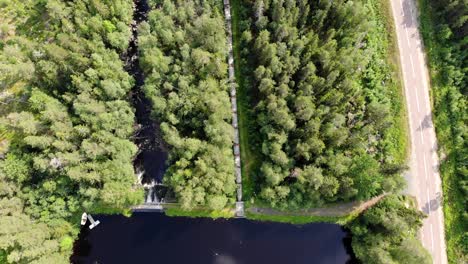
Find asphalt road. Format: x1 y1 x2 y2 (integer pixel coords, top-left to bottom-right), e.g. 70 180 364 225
390 0 447 263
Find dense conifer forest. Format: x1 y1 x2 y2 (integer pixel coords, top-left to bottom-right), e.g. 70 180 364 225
139 0 236 210
0 0 440 262
235 0 407 209
0 0 139 261
348 195 431 263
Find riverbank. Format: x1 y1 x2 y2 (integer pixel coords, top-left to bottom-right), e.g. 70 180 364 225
156 193 386 226
246 194 386 225
147 193 385 225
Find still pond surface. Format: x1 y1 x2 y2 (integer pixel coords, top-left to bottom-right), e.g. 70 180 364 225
72 213 354 264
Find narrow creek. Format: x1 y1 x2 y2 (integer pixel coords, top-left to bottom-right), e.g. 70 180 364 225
124 0 169 203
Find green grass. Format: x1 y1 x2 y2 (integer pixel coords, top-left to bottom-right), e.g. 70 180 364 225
368 0 410 165
417 0 467 262
379 0 410 165
246 210 359 225
0 250 7 264
87 200 137 217
230 0 262 202
165 207 235 219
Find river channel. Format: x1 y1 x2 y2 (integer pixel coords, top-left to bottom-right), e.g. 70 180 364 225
126 0 168 202
71 213 354 264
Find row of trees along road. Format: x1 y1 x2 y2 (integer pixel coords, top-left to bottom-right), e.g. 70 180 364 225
0 0 140 262
419 0 467 261
139 0 236 211
238 0 407 209
348 195 432 263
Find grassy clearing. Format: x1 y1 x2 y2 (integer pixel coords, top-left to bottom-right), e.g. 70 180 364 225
165 207 235 219
245 193 386 225
245 211 356 225
368 0 409 165
88 201 135 217
417 0 467 262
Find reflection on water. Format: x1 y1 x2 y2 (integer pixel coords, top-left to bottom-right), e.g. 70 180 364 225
71 214 355 264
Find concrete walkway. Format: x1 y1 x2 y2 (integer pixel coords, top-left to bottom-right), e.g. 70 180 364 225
223 0 244 218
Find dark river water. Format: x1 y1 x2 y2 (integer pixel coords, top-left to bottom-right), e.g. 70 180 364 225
127 0 168 186
71 213 354 264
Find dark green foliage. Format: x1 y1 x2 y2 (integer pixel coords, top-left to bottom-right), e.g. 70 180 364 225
348 195 432 264
139 0 235 210
0 194 71 263
239 0 406 209
430 0 467 43
419 0 467 261
0 0 140 261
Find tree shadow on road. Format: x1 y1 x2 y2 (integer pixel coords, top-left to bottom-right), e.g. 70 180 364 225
421 191 443 214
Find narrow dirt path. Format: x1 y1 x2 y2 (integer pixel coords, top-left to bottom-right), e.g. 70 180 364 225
248 194 387 218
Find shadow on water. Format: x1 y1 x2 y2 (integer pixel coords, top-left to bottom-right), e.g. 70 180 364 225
343 228 359 264
71 214 357 264
124 0 168 196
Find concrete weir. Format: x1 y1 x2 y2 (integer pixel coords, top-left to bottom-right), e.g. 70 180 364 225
223 0 245 218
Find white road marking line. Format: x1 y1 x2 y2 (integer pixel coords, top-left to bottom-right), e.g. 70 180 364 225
405 27 411 47
409 54 416 77
419 128 424 144
417 51 432 110
430 224 434 252
438 210 445 250
399 0 405 18
401 38 421 115
427 190 431 214
423 154 428 180
414 84 421 112
394 1 447 262
410 6 415 23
